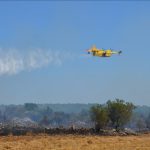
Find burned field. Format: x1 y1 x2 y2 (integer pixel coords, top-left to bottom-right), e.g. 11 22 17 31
0 126 149 150
0 134 150 150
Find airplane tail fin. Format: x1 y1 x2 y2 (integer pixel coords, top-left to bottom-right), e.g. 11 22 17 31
86 45 96 54
86 49 91 54
92 45 97 51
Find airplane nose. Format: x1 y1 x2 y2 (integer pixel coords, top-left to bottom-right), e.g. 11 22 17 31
118 51 122 54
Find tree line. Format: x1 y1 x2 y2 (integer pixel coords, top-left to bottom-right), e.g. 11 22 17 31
0 100 150 131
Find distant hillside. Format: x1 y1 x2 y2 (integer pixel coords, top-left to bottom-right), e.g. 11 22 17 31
39 103 95 113
0 103 149 114
134 105 150 118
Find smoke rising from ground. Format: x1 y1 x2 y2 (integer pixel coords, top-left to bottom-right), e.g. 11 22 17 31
0 48 71 76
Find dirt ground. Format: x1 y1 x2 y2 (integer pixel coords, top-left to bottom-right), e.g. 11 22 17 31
0 134 150 150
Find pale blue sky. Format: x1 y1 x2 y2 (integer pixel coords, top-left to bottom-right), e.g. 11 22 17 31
0 1 150 105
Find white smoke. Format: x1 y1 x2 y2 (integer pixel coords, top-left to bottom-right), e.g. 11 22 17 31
0 48 69 75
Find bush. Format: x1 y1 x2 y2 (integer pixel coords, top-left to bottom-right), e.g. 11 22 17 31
90 104 109 131
107 99 135 130
90 99 135 131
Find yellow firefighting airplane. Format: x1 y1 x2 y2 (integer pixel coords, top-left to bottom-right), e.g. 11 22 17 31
86 45 122 57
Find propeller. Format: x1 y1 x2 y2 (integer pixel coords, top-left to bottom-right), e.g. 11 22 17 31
118 51 122 54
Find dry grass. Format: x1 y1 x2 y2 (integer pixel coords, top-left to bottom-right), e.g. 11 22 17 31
0 134 150 150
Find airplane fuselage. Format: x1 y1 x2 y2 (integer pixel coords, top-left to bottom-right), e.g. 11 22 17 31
92 49 113 57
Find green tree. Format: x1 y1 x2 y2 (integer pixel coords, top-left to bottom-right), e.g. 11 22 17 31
90 104 109 131
107 99 135 130
24 103 38 111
